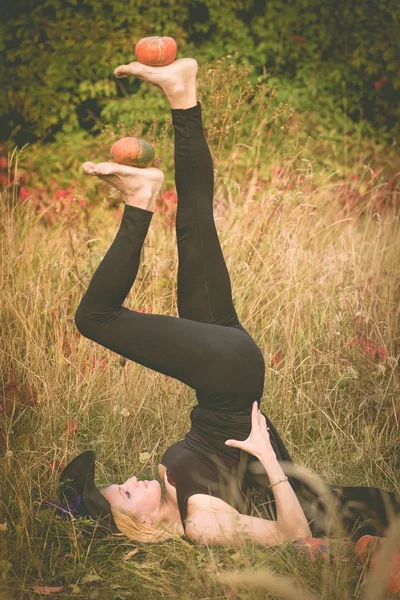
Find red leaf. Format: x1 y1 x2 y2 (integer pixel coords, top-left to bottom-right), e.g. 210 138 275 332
373 76 387 90
290 34 307 44
164 190 177 205
4 382 18 393
376 346 389 362
0 430 8 451
272 165 283 177
49 460 65 473
350 337 388 362
20 384 38 408
272 351 283 367
83 355 108 374
19 186 32 200
2 382 21 415
0 173 9 187
66 419 78 436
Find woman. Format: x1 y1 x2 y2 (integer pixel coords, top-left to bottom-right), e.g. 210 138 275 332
60 56 398 546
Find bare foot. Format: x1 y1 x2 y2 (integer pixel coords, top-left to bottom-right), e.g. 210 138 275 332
82 161 164 211
114 58 198 109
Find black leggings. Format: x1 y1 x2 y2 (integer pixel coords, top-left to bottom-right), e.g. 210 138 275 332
75 103 265 411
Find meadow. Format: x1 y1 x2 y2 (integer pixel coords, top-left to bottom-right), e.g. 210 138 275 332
1 61 399 599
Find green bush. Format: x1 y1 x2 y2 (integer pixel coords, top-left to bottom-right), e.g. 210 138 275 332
1 0 399 143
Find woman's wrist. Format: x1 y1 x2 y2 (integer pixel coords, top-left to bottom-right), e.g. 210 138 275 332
257 449 279 465
257 453 285 478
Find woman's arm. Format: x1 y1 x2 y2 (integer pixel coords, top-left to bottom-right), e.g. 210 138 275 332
186 488 310 546
186 502 292 546
226 401 311 540
186 402 311 546
255 450 311 540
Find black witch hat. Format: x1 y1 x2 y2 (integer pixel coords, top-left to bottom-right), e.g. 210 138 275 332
55 450 120 534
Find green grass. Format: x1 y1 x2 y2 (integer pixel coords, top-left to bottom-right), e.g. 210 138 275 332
1 64 399 599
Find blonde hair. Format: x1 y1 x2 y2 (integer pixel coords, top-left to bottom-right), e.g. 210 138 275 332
112 509 181 543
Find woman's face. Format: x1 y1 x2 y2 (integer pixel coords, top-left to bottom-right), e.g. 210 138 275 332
101 476 162 523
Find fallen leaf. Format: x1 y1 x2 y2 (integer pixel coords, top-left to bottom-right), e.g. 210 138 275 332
32 586 66 595
80 573 102 584
69 584 81 594
230 551 243 561
123 547 140 561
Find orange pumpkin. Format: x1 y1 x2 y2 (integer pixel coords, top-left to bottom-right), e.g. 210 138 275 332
135 36 177 67
370 551 400 595
110 138 154 168
355 535 385 562
355 535 400 595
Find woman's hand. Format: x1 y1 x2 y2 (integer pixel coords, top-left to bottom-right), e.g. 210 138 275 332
225 401 277 461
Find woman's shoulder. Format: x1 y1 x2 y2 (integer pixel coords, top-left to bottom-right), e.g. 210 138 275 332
185 495 242 543
187 493 239 516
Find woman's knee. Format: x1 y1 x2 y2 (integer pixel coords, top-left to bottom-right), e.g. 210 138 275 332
74 304 92 338
74 304 105 340
74 302 124 341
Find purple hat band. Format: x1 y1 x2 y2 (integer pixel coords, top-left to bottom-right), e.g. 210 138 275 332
39 495 84 518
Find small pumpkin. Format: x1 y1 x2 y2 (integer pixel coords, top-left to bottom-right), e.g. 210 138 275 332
110 138 155 168
135 36 177 67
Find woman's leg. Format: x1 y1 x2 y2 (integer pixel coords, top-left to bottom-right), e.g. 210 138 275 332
76 59 264 400
115 58 240 328
172 103 240 327
76 167 264 398
76 163 163 317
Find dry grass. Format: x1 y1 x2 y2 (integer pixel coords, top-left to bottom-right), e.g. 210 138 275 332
0 62 399 599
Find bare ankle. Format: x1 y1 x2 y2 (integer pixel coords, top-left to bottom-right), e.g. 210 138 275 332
125 187 156 211
167 89 197 110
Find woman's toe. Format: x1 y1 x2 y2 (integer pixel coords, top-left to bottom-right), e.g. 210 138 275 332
82 161 96 175
93 162 117 176
114 64 132 78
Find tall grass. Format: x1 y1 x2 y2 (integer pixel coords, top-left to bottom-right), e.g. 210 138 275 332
0 62 399 599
